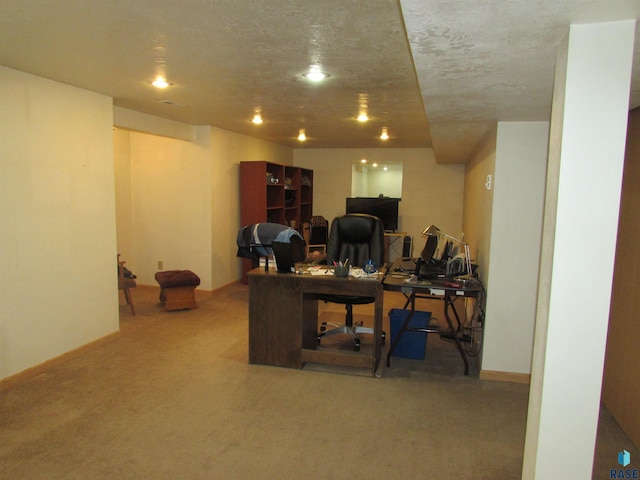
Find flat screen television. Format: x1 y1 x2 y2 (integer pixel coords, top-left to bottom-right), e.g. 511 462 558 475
345 197 400 232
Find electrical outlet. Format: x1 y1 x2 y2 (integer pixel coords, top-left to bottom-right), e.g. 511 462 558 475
157 261 163 270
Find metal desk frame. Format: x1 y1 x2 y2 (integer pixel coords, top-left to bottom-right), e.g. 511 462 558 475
383 271 482 375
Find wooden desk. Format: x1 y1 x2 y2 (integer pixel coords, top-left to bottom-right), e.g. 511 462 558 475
248 268 384 376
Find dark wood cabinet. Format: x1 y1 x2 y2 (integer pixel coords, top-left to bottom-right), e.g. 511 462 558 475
239 161 313 282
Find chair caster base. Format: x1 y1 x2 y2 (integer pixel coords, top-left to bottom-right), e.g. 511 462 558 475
317 333 361 351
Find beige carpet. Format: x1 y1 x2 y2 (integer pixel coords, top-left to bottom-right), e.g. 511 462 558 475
0 283 636 479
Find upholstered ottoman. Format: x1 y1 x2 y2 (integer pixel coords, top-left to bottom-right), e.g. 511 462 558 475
154 270 201 311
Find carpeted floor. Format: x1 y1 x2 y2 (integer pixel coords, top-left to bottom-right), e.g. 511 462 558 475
0 282 636 479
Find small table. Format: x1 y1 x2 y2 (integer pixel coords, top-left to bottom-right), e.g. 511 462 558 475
248 267 385 377
383 264 483 375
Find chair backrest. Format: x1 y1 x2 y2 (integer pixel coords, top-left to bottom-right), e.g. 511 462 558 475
326 214 384 267
308 215 328 245
118 254 136 290
310 215 328 227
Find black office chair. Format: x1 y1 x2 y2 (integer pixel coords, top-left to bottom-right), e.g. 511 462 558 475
317 213 385 350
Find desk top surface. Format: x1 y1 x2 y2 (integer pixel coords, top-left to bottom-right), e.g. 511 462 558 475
248 266 384 295
383 258 482 296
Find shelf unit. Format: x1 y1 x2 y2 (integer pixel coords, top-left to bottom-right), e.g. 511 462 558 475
239 161 313 282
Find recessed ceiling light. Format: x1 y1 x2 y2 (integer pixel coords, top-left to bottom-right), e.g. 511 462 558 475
380 127 389 140
357 92 369 122
152 76 170 89
304 65 329 82
297 129 307 141
252 109 263 124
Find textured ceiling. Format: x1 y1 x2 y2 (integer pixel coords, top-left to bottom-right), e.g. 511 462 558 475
1 0 639 163
401 0 640 163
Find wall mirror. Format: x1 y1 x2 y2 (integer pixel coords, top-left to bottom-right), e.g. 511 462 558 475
351 160 403 198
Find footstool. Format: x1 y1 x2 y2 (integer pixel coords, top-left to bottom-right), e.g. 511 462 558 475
154 270 201 311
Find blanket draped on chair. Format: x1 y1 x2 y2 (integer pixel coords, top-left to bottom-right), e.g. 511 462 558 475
236 223 303 260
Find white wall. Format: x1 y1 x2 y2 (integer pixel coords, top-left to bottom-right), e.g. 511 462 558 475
294 148 466 246
523 20 635 479
481 122 549 376
0 67 118 379
352 166 403 198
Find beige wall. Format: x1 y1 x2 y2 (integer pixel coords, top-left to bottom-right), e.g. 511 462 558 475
116 138 464 291
113 117 293 290
114 129 134 263
128 127 213 287
294 148 466 246
209 128 293 285
462 127 496 284
0 66 119 379
602 107 640 448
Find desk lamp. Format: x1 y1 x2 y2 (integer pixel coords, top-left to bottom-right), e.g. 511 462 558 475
422 224 473 278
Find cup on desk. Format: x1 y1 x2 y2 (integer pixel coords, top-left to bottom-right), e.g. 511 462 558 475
332 265 350 277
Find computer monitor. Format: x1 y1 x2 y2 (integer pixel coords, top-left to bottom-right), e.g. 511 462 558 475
345 197 400 232
271 236 305 273
419 235 438 263
413 235 438 277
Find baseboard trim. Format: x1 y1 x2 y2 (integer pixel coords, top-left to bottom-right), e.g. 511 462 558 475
135 283 231 295
0 331 121 392
480 369 531 384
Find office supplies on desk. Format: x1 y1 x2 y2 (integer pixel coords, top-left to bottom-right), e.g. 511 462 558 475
332 265 350 277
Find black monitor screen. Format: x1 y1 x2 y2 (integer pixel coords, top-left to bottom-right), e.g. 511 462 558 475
420 235 438 262
345 197 400 232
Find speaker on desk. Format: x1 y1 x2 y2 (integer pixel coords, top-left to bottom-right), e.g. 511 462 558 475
402 235 412 257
